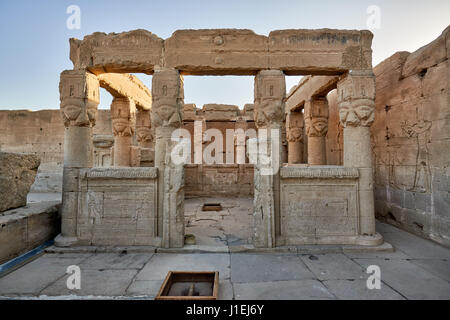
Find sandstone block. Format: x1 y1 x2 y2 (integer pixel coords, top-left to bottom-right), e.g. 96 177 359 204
0 152 40 212
70 30 164 74
402 30 447 78
164 29 269 75
269 29 373 74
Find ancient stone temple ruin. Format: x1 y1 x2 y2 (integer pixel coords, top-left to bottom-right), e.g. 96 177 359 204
54 28 383 248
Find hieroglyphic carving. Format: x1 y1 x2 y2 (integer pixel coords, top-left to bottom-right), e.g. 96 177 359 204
152 69 183 128
82 167 158 179
305 98 329 137
280 167 359 179
59 70 99 127
401 119 432 192
254 70 285 128
111 97 136 137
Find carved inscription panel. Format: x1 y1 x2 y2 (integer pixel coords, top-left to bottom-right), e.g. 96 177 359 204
281 184 358 238
77 168 158 245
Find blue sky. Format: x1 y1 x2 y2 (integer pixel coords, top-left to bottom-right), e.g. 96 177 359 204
0 0 449 110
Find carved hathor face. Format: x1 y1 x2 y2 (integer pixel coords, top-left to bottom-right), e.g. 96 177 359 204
287 127 303 142
61 99 97 127
255 99 283 127
152 101 182 128
339 101 374 127
136 127 153 142
305 117 328 137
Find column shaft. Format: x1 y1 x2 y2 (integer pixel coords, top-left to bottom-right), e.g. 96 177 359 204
337 71 377 236
305 98 329 165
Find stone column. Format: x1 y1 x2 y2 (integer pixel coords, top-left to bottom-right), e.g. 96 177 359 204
235 118 247 164
337 70 377 237
152 68 184 248
111 97 136 167
286 112 304 164
253 70 285 248
56 70 99 247
305 98 329 165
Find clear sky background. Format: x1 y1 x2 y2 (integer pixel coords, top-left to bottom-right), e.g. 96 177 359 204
0 0 449 110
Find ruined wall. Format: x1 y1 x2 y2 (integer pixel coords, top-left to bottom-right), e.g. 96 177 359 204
0 105 255 197
0 110 112 192
372 26 450 246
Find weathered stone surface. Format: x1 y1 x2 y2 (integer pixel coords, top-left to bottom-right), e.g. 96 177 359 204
299 253 365 280
279 167 362 245
401 26 449 78
76 168 159 246
233 280 335 300
372 26 450 246
230 253 314 283
135 253 230 280
70 29 164 74
0 253 88 295
0 152 40 212
269 29 373 74
354 258 450 300
323 279 404 300
41 269 138 296
98 73 152 110
69 28 372 75
0 201 59 264
164 29 269 75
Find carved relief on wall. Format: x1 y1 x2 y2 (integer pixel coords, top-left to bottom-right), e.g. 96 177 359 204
401 119 432 192
87 192 104 224
254 71 285 128
152 71 183 128
111 97 136 137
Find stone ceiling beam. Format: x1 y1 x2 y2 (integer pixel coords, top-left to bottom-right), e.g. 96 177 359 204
286 75 339 113
97 73 152 111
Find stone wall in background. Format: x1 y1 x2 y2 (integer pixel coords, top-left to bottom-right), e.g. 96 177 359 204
371 26 449 246
0 110 112 192
0 105 255 197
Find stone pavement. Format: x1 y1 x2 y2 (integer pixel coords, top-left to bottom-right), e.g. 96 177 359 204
0 221 449 300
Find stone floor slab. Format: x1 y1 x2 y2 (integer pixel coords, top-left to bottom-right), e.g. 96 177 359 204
300 253 366 280
79 253 153 270
323 279 405 300
233 280 335 300
0 253 90 295
126 279 163 297
41 269 138 296
409 259 450 281
231 253 314 283
381 229 450 259
135 253 230 281
354 258 450 300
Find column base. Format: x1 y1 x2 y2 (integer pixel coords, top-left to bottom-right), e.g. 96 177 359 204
54 234 78 247
356 232 384 246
